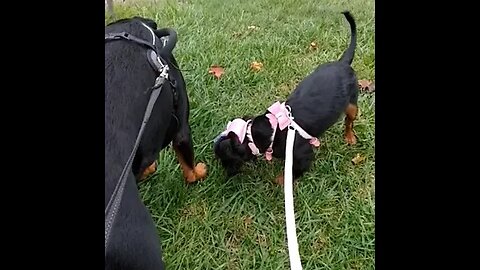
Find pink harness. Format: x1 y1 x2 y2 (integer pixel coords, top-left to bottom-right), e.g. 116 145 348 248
216 102 320 160
215 118 261 155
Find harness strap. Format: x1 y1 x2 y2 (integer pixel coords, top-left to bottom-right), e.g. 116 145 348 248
105 32 158 52
245 120 261 156
106 26 180 109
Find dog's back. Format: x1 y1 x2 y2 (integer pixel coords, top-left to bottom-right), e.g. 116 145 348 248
286 11 358 136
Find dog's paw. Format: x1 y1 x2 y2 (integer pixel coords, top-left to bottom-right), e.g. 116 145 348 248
310 138 321 148
185 163 207 183
184 171 196 183
140 161 157 181
345 132 357 145
194 162 207 180
275 175 284 186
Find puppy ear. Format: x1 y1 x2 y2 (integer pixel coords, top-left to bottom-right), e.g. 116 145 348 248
227 132 247 156
226 131 238 141
213 132 248 177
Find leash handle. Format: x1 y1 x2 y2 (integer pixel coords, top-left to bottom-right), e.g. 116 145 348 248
154 28 177 56
284 127 303 270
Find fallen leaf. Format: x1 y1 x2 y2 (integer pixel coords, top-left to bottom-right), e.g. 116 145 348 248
244 216 253 227
368 82 375 92
256 234 267 246
358 79 371 89
309 41 318 50
250 61 263 72
233 25 259 38
208 65 224 79
358 79 375 93
351 153 366 165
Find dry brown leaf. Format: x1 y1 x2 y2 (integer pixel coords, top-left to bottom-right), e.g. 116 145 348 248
309 41 318 50
358 79 371 89
250 61 263 72
208 65 224 79
351 153 366 165
244 216 253 227
368 82 375 92
358 79 375 93
256 234 267 246
233 25 259 38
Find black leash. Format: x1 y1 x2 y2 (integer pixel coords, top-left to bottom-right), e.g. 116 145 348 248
104 23 171 253
104 68 168 252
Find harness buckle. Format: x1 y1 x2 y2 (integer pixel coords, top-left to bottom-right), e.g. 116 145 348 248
159 65 169 80
285 105 293 120
151 65 169 90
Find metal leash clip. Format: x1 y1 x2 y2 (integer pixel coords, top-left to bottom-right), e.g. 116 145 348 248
285 105 295 130
152 65 169 89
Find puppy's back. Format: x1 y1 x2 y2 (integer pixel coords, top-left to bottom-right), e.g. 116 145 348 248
287 62 357 136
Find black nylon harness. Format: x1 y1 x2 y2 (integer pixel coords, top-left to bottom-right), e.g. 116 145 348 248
104 23 177 253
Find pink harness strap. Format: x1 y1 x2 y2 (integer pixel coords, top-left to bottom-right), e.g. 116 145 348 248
215 102 319 160
217 118 261 156
264 102 320 160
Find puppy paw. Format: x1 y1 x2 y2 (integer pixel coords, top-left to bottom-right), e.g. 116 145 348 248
184 170 196 183
310 138 321 148
345 132 357 145
140 161 157 181
275 175 284 186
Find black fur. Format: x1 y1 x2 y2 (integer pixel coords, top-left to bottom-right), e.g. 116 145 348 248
214 11 359 179
105 17 196 270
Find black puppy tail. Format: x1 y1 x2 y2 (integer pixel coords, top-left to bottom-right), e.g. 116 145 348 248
338 11 357 65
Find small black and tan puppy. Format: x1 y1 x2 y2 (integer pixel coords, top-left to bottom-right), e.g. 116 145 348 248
214 11 359 184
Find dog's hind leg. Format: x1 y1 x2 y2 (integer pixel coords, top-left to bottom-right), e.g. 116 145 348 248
139 161 158 181
344 103 358 145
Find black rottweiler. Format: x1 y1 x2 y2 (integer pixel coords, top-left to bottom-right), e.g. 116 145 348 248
105 17 206 270
214 11 359 184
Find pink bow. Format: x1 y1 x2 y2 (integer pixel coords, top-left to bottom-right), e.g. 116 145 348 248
267 102 291 130
221 118 248 143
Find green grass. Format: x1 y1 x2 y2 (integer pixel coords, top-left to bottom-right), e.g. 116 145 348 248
107 0 375 269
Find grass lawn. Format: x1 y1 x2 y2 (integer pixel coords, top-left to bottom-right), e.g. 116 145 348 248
106 0 375 268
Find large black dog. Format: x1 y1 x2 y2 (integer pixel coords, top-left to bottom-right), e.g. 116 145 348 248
105 17 206 269
214 11 359 184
